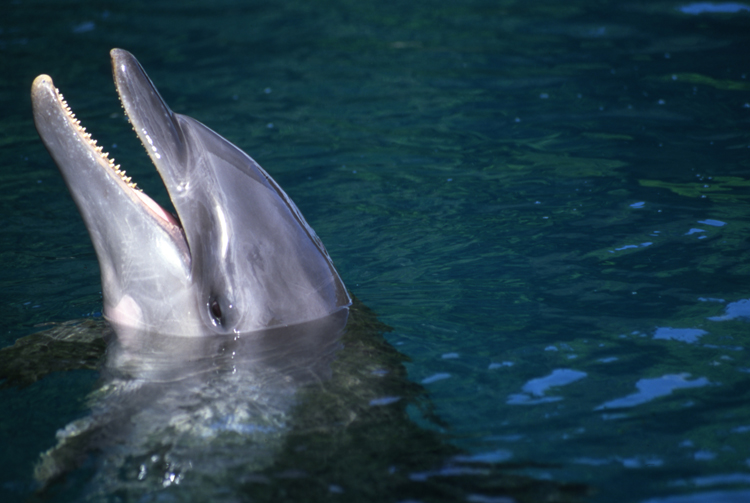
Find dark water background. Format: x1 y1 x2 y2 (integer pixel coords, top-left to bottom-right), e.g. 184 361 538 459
2 1 750 502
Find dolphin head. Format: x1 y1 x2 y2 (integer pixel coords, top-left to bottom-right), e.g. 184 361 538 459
32 49 350 337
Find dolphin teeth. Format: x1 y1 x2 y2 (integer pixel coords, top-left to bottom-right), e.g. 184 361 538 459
52 84 138 191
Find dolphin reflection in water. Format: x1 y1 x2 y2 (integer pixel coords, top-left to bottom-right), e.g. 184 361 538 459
36 310 350 495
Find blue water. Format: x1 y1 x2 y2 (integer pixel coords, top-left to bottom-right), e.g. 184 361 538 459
2 0 750 502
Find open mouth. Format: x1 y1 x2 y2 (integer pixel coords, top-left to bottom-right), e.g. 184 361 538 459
47 82 182 230
31 51 197 275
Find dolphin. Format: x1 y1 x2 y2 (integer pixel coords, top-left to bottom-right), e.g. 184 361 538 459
28 49 353 492
31 48 350 339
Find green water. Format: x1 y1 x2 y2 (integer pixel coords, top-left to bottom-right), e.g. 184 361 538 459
2 0 750 501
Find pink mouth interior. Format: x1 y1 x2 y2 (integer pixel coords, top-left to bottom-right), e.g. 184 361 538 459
135 190 180 227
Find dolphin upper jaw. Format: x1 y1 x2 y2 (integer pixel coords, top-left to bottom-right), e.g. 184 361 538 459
32 49 351 338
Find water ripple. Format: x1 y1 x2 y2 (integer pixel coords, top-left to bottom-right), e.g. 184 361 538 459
596 374 710 410
507 369 587 405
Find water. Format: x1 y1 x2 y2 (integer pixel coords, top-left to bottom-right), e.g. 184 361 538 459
2 0 750 501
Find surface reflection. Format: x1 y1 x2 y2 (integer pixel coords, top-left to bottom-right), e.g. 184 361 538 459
708 299 750 321
35 308 349 495
678 3 750 15
507 369 587 405
596 374 710 410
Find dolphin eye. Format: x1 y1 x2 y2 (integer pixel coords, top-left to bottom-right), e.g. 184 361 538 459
209 299 222 324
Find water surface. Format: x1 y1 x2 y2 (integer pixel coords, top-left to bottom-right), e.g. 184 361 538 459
2 1 750 502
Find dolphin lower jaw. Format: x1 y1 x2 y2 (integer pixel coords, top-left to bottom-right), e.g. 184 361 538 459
32 75 196 333
104 289 205 340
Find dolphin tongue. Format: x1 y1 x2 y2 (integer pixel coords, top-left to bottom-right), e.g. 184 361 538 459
134 190 180 227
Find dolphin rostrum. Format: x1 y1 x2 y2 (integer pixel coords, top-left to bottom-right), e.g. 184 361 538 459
31 49 350 338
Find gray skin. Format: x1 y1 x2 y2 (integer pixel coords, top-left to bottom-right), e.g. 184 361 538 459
31 48 350 339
